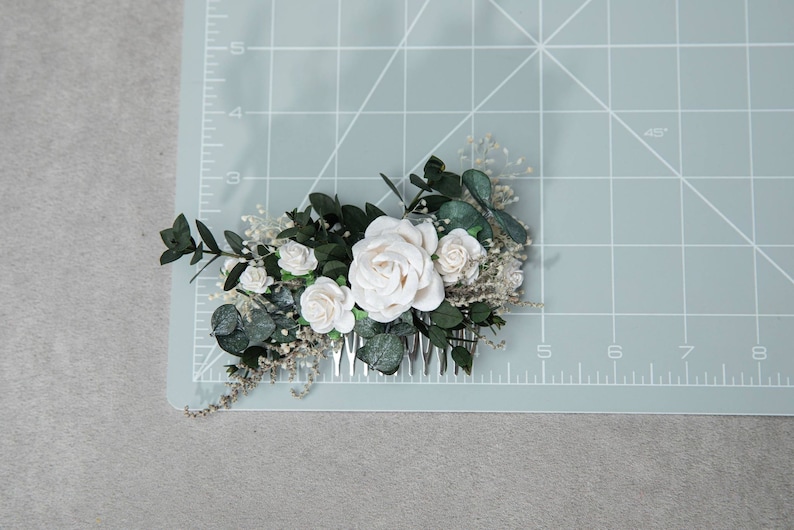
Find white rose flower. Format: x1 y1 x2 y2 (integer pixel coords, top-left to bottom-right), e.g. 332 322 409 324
277 240 318 276
299 277 355 334
239 266 274 294
349 216 444 323
502 258 524 289
434 228 485 285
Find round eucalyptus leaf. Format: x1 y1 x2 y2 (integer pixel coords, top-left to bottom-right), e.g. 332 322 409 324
462 169 493 209
211 304 239 336
356 333 405 375
216 328 249 355
437 200 493 245
244 308 276 343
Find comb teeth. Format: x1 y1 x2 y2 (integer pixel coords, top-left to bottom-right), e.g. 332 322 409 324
333 325 480 379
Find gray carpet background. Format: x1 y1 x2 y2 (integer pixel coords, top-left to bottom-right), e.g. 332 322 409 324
1 2 792 528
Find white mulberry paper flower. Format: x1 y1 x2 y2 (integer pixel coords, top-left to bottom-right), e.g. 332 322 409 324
277 240 318 276
434 228 485 285
349 216 444 323
239 266 274 293
299 277 355 334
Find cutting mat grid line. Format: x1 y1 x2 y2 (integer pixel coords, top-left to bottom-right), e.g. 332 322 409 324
168 0 794 413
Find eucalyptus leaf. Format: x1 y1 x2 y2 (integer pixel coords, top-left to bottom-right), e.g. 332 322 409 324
365 202 386 221
409 173 433 192
160 228 177 249
172 213 190 239
427 171 462 198
189 242 204 265
296 224 316 243
389 322 417 337
276 226 300 239
423 155 445 176
195 219 221 253
491 209 528 244
159 248 183 265
420 195 451 212
340 204 369 236
470 302 492 324
244 308 276 343
224 230 246 254
216 328 249 355
356 333 404 375
428 325 448 349
354 317 385 339
322 260 348 280
313 243 347 263
430 300 464 329
451 346 473 375
437 200 493 245
266 286 294 309
263 253 281 278
224 261 248 291
461 169 493 210
211 304 239 336
270 314 298 343
241 346 266 370
379 173 403 202
309 193 336 219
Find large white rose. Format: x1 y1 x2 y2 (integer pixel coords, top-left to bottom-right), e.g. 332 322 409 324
277 240 318 276
239 266 274 293
299 277 355 334
434 228 485 285
349 216 444 323
502 258 524 289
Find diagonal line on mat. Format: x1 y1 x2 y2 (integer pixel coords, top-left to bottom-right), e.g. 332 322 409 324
298 0 431 210
194 344 224 381
373 48 541 207
543 49 794 287
543 0 593 45
487 0 539 45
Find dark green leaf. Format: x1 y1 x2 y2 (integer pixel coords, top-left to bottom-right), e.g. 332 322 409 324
224 230 246 254
340 204 369 235
172 213 190 239
365 202 386 221
437 200 493 245
263 253 281 278
428 325 448 349
430 300 464 329
356 333 404 375
470 302 492 324
423 155 445 177
421 195 451 212
451 346 473 375
390 322 417 337
195 220 221 253
189 242 204 265
160 228 177 249
379 173 403 202
411 312 429 335
224 261 248 291
313 243 347 263
427 171 462 198
244 308 276 343
277 226 300 240
309 193 337 219
322 260 348 280
409 173 433 192
159 248 183 265
265 286 294 309
491 209 528 244
295 224 316 244
216 328 249 355
461 169 493 210
211 304 240 336
270 314 298 343
241 346 266 370
354 317 385 339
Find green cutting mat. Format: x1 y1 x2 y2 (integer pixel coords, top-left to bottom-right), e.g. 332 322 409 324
168 0 794 413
